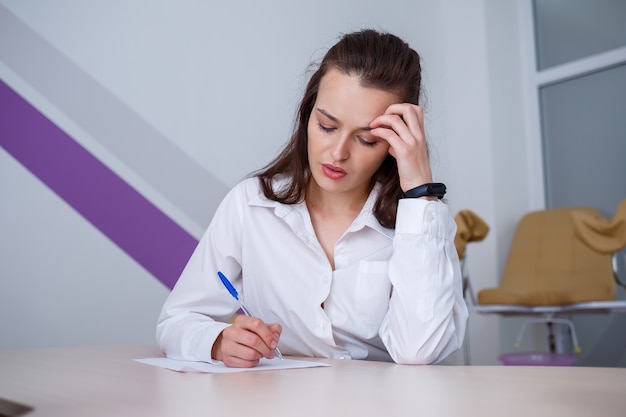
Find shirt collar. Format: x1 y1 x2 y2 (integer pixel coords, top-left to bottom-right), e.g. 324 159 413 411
350 183 394 239
248 178 393 239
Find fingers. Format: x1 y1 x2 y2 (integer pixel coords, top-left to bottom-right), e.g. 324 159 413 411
215 316 282 368
369 104 433 190
369 104 425 150
267 322 283 341
385 103 425 139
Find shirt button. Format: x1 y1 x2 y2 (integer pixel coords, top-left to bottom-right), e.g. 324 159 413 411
323 275 330 284
321 321 329 332
426 212 435 222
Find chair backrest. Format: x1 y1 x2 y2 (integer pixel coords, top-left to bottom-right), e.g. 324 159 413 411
454 210 489 260
478 207 616 306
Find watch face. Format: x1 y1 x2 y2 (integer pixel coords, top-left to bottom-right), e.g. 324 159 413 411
428 184 446 195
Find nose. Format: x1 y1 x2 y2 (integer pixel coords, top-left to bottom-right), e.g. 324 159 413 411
330 134 350 161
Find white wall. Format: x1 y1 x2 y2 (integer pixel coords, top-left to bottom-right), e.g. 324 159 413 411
0 0 531 365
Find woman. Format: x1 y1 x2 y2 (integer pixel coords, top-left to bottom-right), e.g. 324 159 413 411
157 29 468 367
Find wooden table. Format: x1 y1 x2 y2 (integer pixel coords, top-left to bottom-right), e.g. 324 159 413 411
0 345 624 416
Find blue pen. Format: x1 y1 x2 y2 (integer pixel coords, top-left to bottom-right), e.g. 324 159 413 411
217 271 283 360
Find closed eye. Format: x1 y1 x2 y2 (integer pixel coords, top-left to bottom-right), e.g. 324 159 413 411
357 136 377 147
317 123 335 133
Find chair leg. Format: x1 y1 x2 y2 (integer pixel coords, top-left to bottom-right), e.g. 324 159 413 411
547 322 556 352
513 317 581 354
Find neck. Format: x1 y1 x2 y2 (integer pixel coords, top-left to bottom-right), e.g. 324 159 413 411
305 179 371 217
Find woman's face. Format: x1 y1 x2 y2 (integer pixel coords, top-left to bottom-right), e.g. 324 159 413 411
307 68 398 199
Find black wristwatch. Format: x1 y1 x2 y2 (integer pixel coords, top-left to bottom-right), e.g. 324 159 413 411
402 183 446 199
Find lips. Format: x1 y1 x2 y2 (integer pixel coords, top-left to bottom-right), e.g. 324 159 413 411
321 164 347 179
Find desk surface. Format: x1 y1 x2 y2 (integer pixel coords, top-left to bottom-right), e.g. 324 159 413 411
0 345 625 417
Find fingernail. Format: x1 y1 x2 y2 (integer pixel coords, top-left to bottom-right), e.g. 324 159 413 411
270 340 277 349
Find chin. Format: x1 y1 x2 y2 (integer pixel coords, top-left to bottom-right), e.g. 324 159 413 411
311 173 341 192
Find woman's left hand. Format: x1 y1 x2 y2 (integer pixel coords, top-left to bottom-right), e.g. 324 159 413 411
369 103 433 192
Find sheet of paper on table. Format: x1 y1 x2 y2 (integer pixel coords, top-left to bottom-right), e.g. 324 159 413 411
135 357 330 373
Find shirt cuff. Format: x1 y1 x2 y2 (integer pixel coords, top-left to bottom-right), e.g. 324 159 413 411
395 198 449 236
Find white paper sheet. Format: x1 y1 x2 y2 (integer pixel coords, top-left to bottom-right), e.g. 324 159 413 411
135 357 330 373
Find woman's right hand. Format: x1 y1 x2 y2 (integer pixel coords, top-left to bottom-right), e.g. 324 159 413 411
211 315 282 368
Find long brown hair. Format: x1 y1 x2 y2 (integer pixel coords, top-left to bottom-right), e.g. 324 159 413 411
255 29 423 229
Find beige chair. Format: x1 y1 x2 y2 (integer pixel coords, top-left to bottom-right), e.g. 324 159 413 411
460 203 626 356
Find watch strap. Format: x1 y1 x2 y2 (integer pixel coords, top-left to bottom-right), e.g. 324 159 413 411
402 183 446 199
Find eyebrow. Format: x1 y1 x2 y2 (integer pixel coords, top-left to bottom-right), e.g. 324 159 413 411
316 108 372 132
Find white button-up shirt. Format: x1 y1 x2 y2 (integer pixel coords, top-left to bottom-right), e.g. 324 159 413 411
157 178 468 364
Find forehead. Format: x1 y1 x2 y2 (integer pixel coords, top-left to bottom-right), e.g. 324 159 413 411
315 68 399 124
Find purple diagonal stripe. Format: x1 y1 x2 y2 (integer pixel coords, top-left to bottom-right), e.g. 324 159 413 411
0 80 197 289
